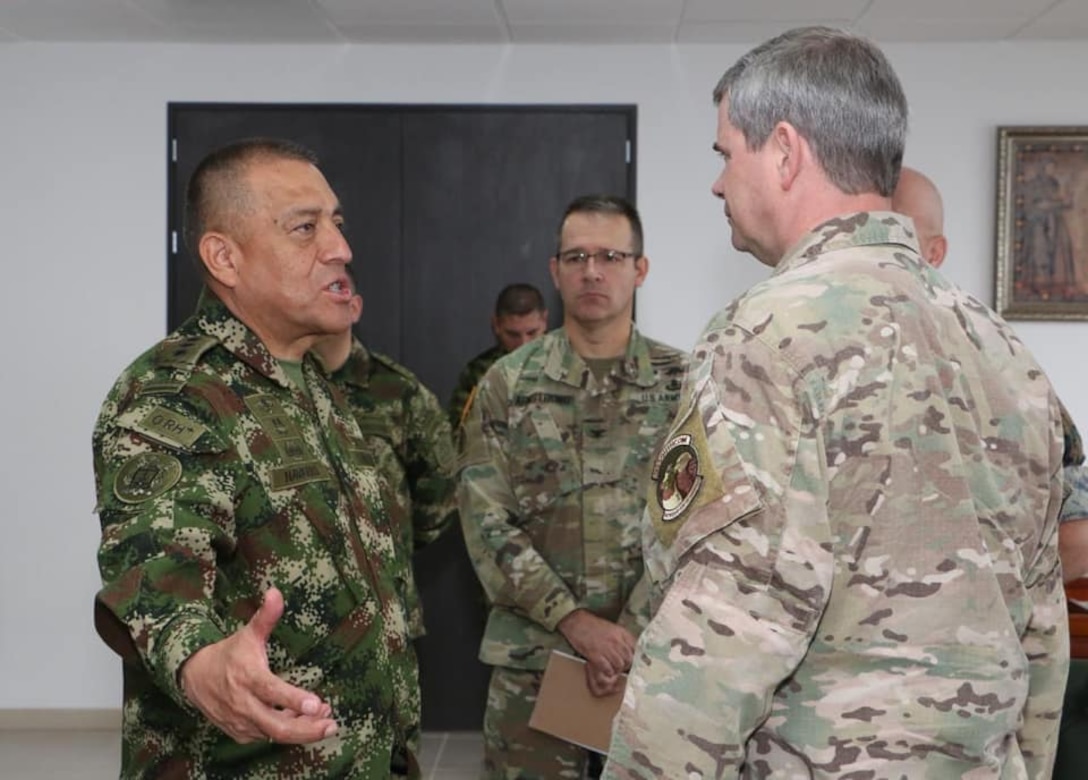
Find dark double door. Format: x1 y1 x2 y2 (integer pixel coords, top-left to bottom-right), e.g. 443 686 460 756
167 103 636 729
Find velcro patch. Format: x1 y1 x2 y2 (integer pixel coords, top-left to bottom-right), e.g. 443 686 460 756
134 407 208 449
647 402 724 550
114 452 183 504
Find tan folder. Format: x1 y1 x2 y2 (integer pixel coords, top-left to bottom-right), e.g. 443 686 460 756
528 650 627 754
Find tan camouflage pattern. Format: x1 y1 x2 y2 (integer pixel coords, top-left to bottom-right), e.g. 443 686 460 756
459 327 686 671
329 338 457 638
93 291 421 779
603 213 1069 780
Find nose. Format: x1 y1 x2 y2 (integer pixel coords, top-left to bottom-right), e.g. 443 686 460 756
321 220 353 265
582 256 605 280
711 173 725 200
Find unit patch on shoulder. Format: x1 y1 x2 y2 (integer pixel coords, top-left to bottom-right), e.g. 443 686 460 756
114 452 183 504
646 397 729 551
653 434 703 522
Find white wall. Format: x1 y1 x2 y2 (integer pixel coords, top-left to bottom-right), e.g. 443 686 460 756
2 39 1086 709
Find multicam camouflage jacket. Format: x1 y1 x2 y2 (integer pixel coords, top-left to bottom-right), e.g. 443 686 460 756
458 327 686 670
603 213 1069 779
329 339 457 638
92 291 421 779
448 344 505 431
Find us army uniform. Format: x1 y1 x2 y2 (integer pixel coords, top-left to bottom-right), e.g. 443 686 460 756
327 338 457 639
459 327 686 779
603 214 1069 779
448 344 505 430
93 292 421 779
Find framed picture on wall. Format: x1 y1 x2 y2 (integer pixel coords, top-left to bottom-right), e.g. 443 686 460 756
995 126 1088 320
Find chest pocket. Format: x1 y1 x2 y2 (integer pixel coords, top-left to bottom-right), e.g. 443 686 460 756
508 406 582 519
351 413 400 470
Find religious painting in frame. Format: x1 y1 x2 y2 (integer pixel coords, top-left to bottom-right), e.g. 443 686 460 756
995 126 1088 320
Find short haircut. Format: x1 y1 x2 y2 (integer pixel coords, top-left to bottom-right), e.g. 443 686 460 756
555 194 644 257
712 26 907 197
494 283 546 317
183 137 320 257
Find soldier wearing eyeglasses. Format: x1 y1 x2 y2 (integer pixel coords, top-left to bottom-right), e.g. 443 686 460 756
458 194 687 779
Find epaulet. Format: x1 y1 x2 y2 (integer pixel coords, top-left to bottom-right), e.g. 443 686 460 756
371 350 419 384
140 334 217 396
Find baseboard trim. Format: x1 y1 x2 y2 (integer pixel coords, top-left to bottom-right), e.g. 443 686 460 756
0 709 120 731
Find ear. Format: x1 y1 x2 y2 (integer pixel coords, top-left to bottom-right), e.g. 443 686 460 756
927 235 948 269
634 255 650 288
771 121 803 190
549 256 561 290
490 313 501 336
199 232 241 288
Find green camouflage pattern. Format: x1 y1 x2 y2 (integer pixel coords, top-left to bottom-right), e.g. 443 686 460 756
603 213 1069 779
458 327 686 671
1059 406 1088 523
448 344 505 431
93 291 421 779
1061 402 1084 467
328 339 457 638
481 666 588 779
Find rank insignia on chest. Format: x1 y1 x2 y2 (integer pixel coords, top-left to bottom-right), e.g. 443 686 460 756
652 433 704 522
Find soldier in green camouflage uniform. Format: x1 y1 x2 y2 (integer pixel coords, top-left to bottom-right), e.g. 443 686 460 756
449 344 505 430
317 319 457 639
448 283 548 430
459 195 686 779
93 139 421 778
604 28 1068 779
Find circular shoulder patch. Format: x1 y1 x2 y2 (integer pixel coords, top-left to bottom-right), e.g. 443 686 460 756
654 434 704 522
114 452 183 504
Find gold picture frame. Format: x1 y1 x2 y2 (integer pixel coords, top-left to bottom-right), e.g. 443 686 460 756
995 126 1088 320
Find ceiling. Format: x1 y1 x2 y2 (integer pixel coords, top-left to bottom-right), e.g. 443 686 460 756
0 0 1085 45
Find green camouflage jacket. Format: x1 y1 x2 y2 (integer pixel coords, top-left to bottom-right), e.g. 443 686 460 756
93 291 421 779
458 327 686 670
604 213 1068 779
329 339 457 638
448 344 505 430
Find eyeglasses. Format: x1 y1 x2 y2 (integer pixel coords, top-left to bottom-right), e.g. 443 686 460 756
556 249 637 268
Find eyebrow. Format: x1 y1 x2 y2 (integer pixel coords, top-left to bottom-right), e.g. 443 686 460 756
712 143 724 154
282 204 344 222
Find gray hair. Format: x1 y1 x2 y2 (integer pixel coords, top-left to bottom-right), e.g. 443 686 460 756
712 26 907 197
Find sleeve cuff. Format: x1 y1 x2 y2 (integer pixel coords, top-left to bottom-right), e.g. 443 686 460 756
151 611 228 713
532 592 581 633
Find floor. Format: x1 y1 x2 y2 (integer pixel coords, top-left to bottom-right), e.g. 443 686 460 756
0 730 484 779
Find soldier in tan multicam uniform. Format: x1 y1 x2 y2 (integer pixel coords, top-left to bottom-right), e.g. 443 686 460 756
93 139 421 778
893 165 1088 582
459 195 686 779
315 284 458 640
603 27 1069 779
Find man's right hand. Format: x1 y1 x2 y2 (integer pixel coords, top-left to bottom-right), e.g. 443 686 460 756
179 587 337 745
557 609 636 697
